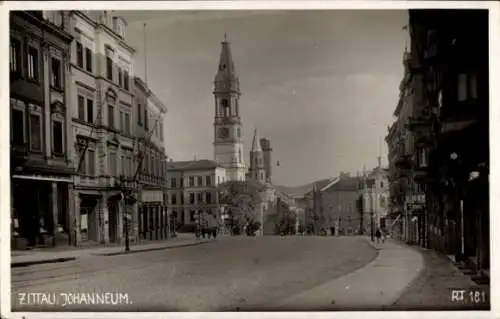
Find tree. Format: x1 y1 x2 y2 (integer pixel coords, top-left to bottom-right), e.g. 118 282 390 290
217 180 264 235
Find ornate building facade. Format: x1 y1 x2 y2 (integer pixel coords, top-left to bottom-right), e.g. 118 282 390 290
10 11 74 249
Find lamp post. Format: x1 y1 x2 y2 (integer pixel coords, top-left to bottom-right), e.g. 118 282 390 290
121 191 130 252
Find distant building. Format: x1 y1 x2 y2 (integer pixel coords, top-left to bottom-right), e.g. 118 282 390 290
360 158 390 234
166 160 225 230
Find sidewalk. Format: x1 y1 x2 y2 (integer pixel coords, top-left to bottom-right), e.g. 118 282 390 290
393 245 490 310
274 237 424 310
11 234 211 268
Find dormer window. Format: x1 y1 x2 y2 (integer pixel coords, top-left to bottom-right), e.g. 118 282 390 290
113 17 126 38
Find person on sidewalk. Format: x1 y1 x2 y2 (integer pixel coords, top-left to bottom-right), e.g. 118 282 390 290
375 228 382 244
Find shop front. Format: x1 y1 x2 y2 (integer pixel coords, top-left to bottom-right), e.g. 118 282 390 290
11 174 73 249
139 189 167 241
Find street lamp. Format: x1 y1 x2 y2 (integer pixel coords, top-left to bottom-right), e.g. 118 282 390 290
121 191 130 252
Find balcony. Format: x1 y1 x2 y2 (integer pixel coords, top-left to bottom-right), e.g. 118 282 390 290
414 134 433 148
408 115 433 133
395 154 413 170
413 167 429 185
440 99 485 124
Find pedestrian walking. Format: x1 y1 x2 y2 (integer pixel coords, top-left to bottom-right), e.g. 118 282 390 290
375 228 382 244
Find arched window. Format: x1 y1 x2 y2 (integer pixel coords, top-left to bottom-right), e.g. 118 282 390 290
221 99 230 117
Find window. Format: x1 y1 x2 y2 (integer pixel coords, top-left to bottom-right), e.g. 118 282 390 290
171 177 177 188
78 95 85 121
179 177 184 188
190 211 195 222
222 99 230 117
119 110 124 132
137 104 142 124
124 71 129 91
29 112 41 151
189 176 195 187
125 113 130 134
109 151 117 176
87 149 95 176
11 99 25 146
190 193 195 204
180 194 184 204
108 104 114 128
87 98 94 123
458 73 478 101
237 128 241 138
76 42 83 68
197 193 203 203
120 154 125 176
52 121 63 154
206 176 211 186
10 39 20 73
197 176 203 186
206 192 212 204
85 47 92 72
51 57 62 89
106 56 113 80
27 46 39 81
118 68 123 87
171 194 177 205
144 109 149 130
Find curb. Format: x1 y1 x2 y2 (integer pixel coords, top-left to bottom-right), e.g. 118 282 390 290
11 257 76 268
92 240 213 256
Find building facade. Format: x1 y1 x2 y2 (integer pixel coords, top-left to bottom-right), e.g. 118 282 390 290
69 10 137 245
213 36 246 181
10 11 74 249
134 77 168 241
406 9 489 275
360 160 390 235
166 160 225 231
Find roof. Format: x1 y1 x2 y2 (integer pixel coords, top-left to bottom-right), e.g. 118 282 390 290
251 128 262 152
167 160 220 172
275 178 333 198
324 176 362 191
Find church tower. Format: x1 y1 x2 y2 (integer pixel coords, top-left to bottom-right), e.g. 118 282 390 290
248 128 267 184
213 34 246 181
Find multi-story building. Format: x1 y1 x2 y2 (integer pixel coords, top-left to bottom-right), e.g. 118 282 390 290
10 11 74 249
359 159 390 235
385 44 424 244
304 174 361 236
134 77 168 241
406 9 489 276
166 160 225 230
69 10 136 245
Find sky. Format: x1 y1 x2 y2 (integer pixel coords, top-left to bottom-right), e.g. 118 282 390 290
115 10 409 187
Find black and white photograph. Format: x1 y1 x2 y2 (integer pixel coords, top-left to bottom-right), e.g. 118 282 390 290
2 1 498 317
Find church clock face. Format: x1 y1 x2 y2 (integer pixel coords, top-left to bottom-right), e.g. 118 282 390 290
217 127 230 139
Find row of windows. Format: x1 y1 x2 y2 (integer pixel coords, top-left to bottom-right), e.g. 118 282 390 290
141 148 167 181
10 98 64 155
10 38 64 91
77 143 136 178
75 41 131 92
168 192 214 205
170 175 215 188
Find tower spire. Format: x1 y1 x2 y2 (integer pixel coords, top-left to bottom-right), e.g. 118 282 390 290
251 128 262 152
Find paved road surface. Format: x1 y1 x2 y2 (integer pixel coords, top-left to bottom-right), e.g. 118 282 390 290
12 236 376 312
